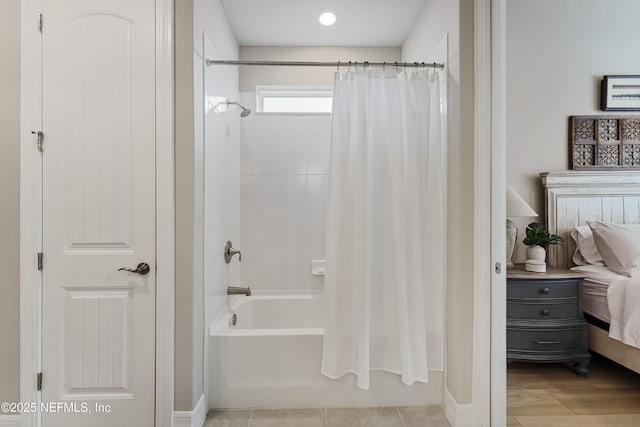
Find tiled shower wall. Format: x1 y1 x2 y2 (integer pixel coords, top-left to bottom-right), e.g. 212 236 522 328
203 36 241 330
239 93 330 292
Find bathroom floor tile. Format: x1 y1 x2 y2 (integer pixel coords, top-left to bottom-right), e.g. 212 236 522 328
205 409 253 427
397 406 451 427
206 406 451 427
325 407 403 427
249 408 325 427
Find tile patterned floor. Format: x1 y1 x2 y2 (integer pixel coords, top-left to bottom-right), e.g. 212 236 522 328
205 406 450 427
507 353 640 426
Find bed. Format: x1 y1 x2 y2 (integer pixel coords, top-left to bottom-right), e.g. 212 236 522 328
542 170 640 374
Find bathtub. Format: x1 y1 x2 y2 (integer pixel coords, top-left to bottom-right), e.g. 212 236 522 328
208 293 441 409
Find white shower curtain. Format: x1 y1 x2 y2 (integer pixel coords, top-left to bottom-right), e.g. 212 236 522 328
321 68 445 390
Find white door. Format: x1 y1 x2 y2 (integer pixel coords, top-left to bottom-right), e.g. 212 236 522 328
41 0 156 425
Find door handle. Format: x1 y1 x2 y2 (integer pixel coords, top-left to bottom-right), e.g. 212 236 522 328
118 262 151 275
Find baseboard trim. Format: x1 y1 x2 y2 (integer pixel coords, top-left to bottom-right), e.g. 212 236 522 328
173 393 206 427
444 388 473 427
0 415 21 427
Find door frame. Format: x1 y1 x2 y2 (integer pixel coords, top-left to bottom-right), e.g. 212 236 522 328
472 0 507 425
19 0 175 426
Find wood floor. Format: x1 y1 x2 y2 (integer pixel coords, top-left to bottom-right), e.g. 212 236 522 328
508 353 640 426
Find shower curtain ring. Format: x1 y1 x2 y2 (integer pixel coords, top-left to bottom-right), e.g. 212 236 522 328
337 61 340 72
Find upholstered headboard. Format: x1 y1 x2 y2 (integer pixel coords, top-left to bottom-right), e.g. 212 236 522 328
542 171 640 268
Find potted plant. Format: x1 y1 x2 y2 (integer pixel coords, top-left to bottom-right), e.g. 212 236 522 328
522 222 563 271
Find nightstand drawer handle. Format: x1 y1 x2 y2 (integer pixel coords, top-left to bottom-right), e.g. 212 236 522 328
541 287 550 294
541 309 550 316
533 339 560 345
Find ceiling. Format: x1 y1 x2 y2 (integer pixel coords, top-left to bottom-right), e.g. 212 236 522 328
220 0 429 47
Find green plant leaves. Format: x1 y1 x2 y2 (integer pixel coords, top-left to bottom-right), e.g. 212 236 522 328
523 222 564 247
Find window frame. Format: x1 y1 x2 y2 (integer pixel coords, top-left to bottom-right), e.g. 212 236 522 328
256 85 333 114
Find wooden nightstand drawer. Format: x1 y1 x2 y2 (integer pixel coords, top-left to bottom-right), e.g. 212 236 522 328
506 266 590 374
507 279 578 299
507 327 583 352
507 300 578 320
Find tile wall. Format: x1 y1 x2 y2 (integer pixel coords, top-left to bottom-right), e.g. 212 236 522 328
203 37 242 330
239 92 330 292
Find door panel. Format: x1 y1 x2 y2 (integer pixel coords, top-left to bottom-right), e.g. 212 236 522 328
42 0 155 425
62 288 131 396
61 12 134 251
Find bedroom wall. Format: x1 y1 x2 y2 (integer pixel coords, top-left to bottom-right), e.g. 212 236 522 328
402 0 475 405
507 0 640 262
0 0 21 405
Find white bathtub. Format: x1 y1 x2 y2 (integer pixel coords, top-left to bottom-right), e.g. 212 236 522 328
210 293 324 336
208 294 441 409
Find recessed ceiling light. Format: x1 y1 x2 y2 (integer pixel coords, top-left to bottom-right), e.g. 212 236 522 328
319 10 337 26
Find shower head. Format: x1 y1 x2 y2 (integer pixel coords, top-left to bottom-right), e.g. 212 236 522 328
226 101 252 118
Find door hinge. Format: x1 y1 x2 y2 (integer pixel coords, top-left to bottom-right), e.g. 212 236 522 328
36 373 43 391
36 13 43 32
37 252 43 271
495 262 502 274
31 131 44 152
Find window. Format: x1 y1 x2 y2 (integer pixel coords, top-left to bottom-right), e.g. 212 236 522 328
256 86 333 113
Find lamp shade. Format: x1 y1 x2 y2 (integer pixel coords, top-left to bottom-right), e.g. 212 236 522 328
507 185 538 218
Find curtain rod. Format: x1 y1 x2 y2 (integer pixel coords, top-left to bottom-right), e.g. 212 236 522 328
205 59 445 69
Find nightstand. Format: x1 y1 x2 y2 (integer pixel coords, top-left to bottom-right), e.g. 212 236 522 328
507 266 591 376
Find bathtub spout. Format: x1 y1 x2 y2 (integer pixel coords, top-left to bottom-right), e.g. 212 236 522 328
227 286 252 296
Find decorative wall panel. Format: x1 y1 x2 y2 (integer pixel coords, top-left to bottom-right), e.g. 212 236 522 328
570 116 640 169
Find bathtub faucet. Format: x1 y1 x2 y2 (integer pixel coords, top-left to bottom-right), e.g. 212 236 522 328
224 241 242 263
227 286 252 296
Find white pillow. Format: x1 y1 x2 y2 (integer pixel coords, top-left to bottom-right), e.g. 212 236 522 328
587 221 640 277
570 229 588 266
572 225 605 266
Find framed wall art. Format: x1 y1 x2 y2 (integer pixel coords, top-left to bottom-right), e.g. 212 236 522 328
602 75 640 111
